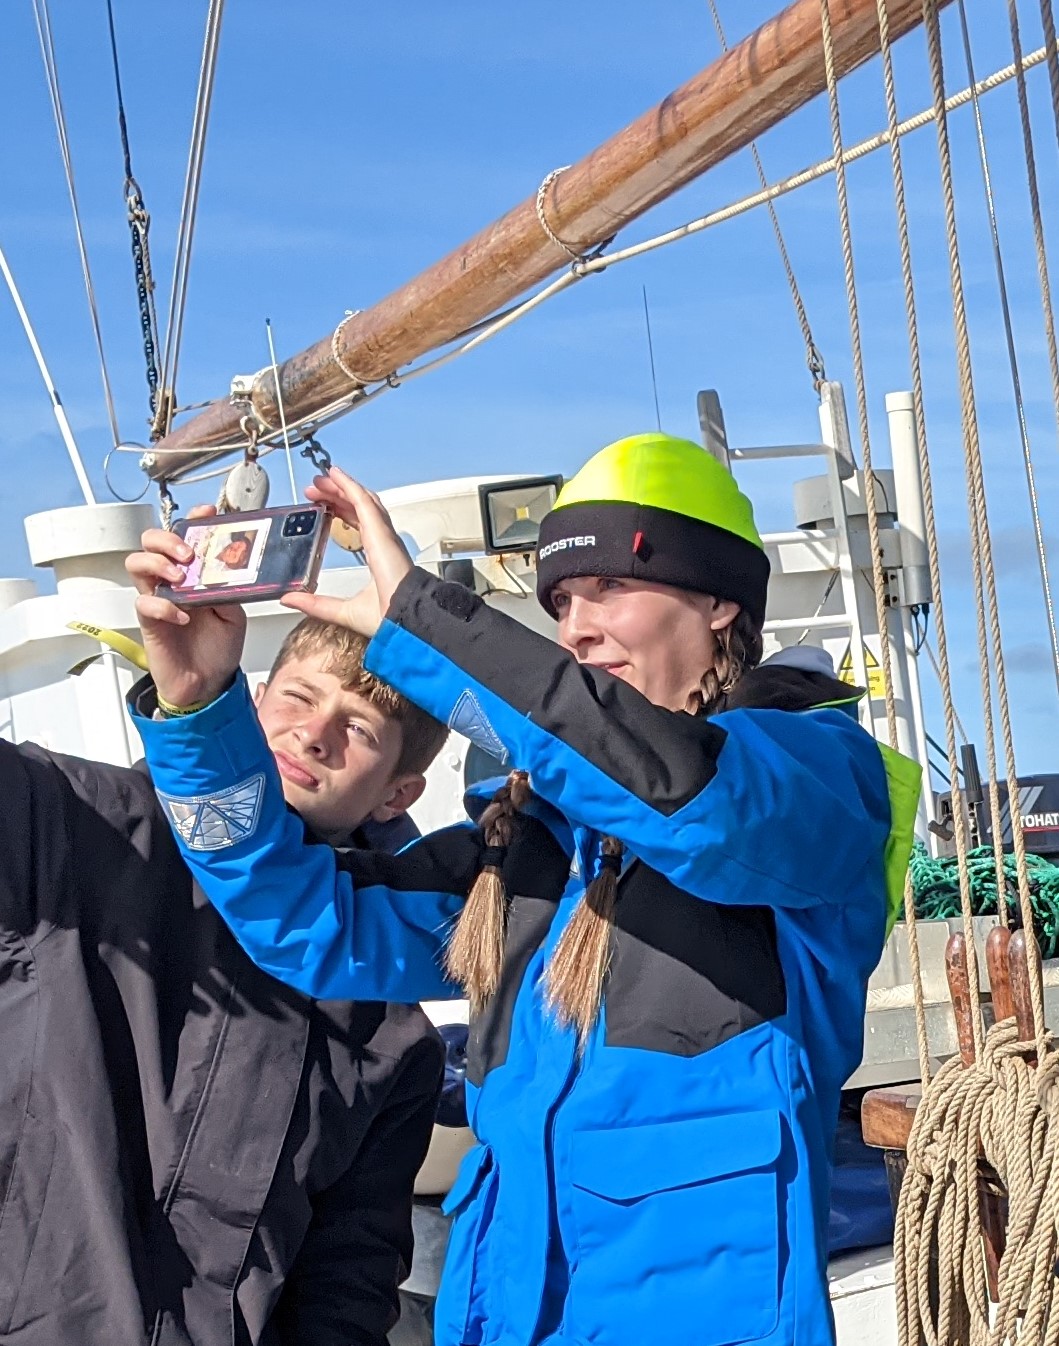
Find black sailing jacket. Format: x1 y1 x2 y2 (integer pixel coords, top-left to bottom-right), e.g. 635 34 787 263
0 724 443 1346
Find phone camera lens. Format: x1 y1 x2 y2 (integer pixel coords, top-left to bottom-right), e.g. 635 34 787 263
282 510 315 538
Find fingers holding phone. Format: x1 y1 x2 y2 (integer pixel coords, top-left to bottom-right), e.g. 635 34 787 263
127 520 247 712
303 468 412 611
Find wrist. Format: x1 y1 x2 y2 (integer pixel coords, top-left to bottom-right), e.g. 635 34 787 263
154 675 234 717
155 692 213 718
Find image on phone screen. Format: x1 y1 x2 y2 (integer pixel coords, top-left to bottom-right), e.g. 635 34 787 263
176 518 273 593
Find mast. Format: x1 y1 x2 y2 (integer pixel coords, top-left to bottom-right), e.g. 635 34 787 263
146 0 952 482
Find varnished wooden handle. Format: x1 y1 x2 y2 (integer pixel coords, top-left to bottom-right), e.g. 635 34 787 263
945 931 977 1067
985 925 1015 1022
1007 930 1038 1064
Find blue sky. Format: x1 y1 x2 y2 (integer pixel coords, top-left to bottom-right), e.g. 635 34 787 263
3 1 1059 776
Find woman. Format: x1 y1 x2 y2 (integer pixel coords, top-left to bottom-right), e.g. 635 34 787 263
133 432 920 1346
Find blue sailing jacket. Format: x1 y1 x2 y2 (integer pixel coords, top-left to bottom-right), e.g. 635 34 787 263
135 568 920 1346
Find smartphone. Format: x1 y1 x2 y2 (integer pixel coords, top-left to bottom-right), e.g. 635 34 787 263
155 504 332 607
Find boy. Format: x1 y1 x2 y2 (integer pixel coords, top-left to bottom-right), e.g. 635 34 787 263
0 616 447 1346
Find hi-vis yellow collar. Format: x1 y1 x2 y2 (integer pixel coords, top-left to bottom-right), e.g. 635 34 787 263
66 621 148 676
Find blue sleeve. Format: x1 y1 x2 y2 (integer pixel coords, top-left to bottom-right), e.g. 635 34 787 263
365 569 894 908
132 675 470 1002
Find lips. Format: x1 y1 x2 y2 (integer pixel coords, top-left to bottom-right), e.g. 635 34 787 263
583 660 629 676
273 750 319 789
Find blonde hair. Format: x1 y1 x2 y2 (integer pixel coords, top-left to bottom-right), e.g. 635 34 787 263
269 617 449 776
450 609 763 1045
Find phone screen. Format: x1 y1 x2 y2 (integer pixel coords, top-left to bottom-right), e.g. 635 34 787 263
174 518 274 596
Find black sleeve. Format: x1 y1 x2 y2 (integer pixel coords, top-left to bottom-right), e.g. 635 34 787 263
382 567 728 815
271 1033 445 1346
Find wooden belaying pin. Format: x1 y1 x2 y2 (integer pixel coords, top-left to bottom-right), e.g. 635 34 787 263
985 924 1015 1023
1007 929 1038 1066
945 931 978 1067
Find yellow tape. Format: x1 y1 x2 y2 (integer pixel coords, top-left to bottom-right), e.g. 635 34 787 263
66 621 149 672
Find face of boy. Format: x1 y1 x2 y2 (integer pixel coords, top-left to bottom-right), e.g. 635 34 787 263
253 654 425 844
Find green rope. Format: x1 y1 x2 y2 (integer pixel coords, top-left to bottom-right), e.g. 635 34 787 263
905 840 1059 959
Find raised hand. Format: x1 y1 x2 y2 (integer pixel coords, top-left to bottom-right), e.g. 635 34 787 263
125 505 247 710
281 467 413 636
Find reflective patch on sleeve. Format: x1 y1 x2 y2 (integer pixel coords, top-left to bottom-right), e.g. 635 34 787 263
157 774 266 851
448 690 509 765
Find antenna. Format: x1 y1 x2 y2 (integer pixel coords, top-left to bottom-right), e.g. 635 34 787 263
641 285 662 432
0 241 95 504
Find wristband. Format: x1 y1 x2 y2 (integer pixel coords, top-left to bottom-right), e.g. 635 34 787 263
155 692 212 717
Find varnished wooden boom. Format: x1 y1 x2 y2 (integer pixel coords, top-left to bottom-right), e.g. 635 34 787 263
147 0 954 481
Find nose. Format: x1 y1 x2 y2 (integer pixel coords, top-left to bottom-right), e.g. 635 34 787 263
558 594 600 657
292 711 332 759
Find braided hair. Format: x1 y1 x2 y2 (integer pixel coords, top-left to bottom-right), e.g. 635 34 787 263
451 610 763 1044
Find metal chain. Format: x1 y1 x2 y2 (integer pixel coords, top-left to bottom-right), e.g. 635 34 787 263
105 0 162 420
706 0 826 386
922 0 1045 1051
956 0 1059 706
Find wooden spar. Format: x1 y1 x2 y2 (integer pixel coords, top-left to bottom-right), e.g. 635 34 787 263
146 0 954 482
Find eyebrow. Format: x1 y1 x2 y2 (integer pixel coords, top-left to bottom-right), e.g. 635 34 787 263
284 675 321 694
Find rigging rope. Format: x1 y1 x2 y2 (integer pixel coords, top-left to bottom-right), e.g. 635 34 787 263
1004 0 1059 676
955 0 1059 707
705 0 826 386
154 0 226 441
874 0 948 1088
892 6 1059 1342
105 0 162 422
921 0 1040 1024
1038 0 1059 158
819 0 902 752
31 0 121 452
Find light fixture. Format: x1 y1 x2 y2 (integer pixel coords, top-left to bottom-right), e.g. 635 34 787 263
478 475 562 555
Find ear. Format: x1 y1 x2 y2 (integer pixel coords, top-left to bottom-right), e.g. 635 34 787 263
252 679 268 708
709 599 740 633
370 773 426 822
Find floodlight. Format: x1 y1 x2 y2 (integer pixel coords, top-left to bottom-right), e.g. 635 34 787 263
478 476 562 555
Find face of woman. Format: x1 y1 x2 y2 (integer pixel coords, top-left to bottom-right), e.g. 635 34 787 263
551 576 740 712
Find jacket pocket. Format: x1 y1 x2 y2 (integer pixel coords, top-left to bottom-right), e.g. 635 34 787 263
436 1144 498 1346
569 1111 782 1346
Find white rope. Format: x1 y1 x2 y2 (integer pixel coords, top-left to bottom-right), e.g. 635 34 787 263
330 309 377 387
535 166 582 260
31 0 121 453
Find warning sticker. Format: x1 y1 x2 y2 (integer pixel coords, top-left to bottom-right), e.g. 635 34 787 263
837 642 886 700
